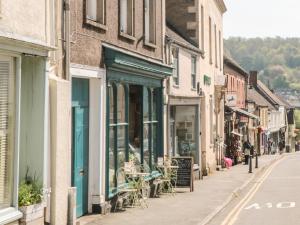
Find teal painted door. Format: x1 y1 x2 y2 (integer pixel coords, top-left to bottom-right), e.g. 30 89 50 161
72 78 89 217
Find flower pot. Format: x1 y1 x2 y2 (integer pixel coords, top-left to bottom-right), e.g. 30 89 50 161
19 202 45 225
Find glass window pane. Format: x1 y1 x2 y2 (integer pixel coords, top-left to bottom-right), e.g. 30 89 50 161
152 123 157 165
152 89 158 121
109 84 115 124
117 84 126 123
108 127 116 192
143 88 150 121
117 126 126 185
175 106 197 164
191 56 196 74
0 58 14 209
143 124 150 171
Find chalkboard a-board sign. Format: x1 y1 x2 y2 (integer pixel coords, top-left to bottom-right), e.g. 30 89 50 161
172 157 194 192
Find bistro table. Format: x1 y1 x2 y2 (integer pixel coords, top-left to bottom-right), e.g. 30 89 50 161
124 171 151 208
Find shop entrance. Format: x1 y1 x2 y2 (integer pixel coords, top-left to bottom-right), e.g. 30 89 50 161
170 105 199 164
72 78 89 217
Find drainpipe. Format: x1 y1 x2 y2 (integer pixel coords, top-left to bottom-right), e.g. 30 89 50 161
64 0 70 81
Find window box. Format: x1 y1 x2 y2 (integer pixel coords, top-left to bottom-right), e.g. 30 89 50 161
19 202 46 224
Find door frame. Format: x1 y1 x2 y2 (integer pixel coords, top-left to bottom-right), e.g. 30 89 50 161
71 64 106 213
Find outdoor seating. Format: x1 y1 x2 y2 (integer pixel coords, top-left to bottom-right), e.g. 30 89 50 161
156 157 179 195
114 162 151 211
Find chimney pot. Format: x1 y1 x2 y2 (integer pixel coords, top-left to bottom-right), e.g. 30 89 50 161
249 71 258 86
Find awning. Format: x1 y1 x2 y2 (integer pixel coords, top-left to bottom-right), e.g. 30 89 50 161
231 131 243 137
229 107 260 120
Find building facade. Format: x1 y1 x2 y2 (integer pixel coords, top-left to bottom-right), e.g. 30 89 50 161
165 24 204 178
223 56 259 163
166 0 227 174
248 71 288 154
64 0 172 220
0 0 56 224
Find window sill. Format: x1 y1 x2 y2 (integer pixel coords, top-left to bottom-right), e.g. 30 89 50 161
144 41 157 49
191 88 197 91
173 84 180 89
119 32 136 42
0 207 23 224
85 18 107 31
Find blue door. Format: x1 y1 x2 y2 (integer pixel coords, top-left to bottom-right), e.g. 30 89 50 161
72 78 89 217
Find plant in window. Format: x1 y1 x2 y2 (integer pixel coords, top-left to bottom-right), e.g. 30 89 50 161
18 168 45 224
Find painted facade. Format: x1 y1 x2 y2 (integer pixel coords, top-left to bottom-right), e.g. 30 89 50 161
165 25 203 177
248 71 288 154
166 0 227 174
0 0 55 224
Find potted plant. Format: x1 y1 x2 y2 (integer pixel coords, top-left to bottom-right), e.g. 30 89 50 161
18 169 45 225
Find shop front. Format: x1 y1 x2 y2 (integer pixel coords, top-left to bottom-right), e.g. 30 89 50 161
169 105 200 164
104 47 172 199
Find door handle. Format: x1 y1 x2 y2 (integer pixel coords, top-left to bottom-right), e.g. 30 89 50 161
79 169 85 176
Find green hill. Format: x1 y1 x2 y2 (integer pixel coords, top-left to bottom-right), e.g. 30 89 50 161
224 37 300 90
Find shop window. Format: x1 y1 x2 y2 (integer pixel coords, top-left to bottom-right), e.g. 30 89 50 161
171 106 198 164
120 0 135 37
0 56 15 210
108 83 161 196
144 0 156 45
108 83 128 193
191 56 196 89
172 48 179 85
86 0 106 25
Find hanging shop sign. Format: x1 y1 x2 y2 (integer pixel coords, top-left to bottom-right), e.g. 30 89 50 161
225 93 237 107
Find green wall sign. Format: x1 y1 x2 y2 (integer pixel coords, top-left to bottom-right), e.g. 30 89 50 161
204 75 211 85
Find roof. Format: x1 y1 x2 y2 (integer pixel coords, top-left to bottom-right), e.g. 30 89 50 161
275 93 294 109
257 80 286 107
166 23 203 55
247 86 275 110
224 54 249 78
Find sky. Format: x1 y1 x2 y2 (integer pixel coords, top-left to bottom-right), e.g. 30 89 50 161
223 0 300 38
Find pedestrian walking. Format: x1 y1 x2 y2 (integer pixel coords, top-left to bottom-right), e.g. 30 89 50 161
267 138 272 155
243 140 251 165
279 140 285 154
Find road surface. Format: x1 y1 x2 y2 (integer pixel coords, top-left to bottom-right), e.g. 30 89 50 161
209 152 300 225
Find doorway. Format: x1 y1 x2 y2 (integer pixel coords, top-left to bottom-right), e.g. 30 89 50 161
72 78 89 217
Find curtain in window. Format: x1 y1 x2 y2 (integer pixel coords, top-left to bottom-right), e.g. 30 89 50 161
0 56 14 209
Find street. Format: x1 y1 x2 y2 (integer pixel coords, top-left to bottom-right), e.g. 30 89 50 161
210 153 300 225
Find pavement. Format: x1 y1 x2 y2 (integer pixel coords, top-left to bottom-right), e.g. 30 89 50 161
77 154 283 225
210 152 300 225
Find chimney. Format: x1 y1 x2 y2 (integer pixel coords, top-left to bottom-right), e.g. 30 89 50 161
249 71 258 86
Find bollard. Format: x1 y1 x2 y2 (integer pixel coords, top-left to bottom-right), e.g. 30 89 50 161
249 155 253 173
255 153 258 169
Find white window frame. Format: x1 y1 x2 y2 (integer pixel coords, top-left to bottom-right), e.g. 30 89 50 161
0 53 22 224
172 47 179 86
209 17 212 64
191 55 196 89
119 0 135 37
144 0 156 45
86 0 106 25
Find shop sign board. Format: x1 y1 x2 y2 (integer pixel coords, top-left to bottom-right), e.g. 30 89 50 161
172 157 194 192
226 93 237 107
